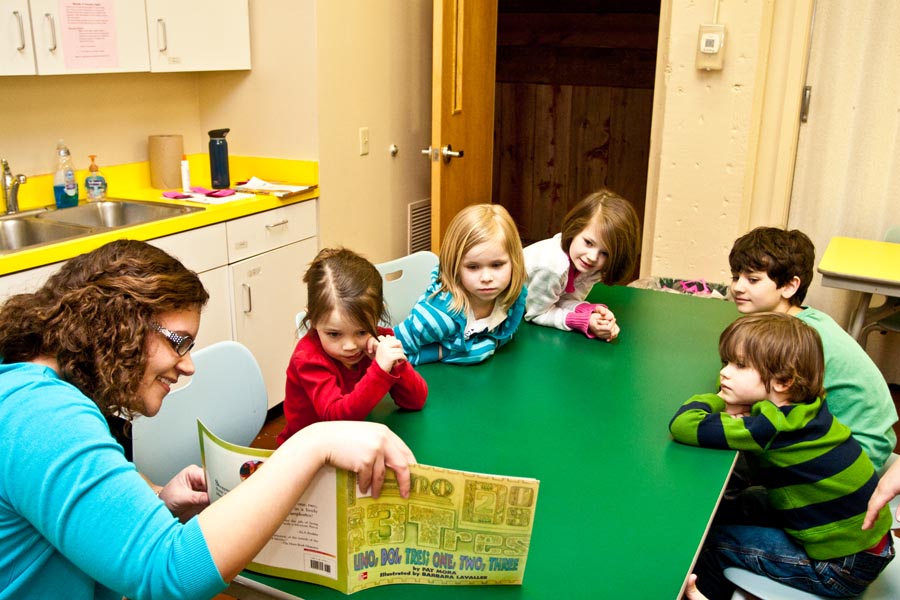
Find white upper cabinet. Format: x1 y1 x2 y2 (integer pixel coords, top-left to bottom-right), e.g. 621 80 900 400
1 0 36 75
145 0 250 73
27 0 150 75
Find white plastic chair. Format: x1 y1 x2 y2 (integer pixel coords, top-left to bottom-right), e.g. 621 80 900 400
724 547 900 600
375 250 438 327
132 341 268 484
859 226 900 350
722 453 900 599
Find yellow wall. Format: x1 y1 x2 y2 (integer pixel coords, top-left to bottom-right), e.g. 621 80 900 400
314 1 432 262
0 72 202 181
0 0 428 265
646 0 774 284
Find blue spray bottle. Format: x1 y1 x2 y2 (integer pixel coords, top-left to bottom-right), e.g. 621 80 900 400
208 128 230 189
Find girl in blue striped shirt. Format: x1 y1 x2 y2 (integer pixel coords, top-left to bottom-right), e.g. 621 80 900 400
394 204 527 365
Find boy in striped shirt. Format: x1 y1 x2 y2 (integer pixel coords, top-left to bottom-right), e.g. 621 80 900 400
670 313 894 599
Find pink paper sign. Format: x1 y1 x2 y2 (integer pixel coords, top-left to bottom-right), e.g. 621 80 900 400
60 0 118 69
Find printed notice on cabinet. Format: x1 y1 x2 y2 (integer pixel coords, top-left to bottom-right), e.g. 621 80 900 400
61 0 118 69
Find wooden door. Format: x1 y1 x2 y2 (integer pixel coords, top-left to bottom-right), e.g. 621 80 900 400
429 0 498 251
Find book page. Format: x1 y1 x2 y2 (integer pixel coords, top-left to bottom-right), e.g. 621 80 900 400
199 422 343 589
345 464 539 593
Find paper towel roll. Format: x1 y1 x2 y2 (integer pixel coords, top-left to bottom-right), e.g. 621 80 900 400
148 134 184 189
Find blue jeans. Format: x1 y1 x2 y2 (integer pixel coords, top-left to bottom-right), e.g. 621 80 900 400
694 525 895 600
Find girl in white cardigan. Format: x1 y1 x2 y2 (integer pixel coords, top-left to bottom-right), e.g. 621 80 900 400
522 189 640 341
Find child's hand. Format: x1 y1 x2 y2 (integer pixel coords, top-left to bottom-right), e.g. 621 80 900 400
370 335 408 373
684 574 709 600
588 308 620 342
723 402 753 418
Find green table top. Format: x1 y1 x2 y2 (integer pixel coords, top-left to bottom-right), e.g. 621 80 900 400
239 286 740 598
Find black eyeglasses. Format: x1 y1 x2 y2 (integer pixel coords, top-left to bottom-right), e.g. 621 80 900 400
153 324 195 356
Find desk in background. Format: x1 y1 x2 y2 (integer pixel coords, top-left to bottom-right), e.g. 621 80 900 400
229 286 740 599
817 236 900 342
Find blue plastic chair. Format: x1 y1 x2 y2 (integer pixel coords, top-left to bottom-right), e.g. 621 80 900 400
375 250 438 327
132 341 268 484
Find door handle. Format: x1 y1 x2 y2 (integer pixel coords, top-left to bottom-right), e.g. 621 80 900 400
441 145 464 163
421 147 439 162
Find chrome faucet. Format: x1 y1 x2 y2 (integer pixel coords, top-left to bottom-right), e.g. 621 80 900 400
1 158 27 214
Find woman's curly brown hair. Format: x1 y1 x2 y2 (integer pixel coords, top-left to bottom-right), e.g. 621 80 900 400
0 239 209 417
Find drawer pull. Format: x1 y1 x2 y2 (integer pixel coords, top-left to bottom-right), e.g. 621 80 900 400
157 18 168 52
241 283 252 314
44 13 57 52
265 219 288 230
13 11 25 51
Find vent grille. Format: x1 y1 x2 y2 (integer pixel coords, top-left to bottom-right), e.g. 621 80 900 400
408 198 431 254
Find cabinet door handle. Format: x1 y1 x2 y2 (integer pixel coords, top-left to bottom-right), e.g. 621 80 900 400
241 283 252 314
13 11 26 51
44 13 57 52
156 18 168 52
265 219 288 230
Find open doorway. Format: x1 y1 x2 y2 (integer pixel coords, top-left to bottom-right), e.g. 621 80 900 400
491 0 660 261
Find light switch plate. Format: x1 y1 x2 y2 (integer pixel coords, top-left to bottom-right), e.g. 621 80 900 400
358 127 370 156
696 24 726 71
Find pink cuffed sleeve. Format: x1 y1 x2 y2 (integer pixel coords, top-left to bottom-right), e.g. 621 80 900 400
565 308 595 338
573 302 606 315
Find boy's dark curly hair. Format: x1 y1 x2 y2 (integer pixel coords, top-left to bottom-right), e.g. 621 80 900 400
728 227 815 306
0 239 209 417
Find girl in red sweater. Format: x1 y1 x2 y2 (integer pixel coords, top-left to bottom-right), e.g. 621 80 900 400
277 248 427 445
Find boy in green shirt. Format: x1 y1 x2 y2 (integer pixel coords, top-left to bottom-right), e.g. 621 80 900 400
728 227 897 469
670 313 894 599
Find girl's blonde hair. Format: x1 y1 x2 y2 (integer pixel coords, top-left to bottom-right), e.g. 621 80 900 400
437 203 525 314
302 248 386 336
560 189 641 285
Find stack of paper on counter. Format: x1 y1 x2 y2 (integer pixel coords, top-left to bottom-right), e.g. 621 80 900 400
233 176 316 198
199 422 540 594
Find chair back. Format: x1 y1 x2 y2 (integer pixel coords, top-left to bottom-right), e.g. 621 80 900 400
132 341 268 483
884 226 900 243
375 251 438 327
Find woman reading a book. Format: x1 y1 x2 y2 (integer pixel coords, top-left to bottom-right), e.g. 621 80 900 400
0 240 415 600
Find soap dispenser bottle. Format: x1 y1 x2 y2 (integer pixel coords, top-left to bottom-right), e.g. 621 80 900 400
85 154 108 201
53 140 79 208
208 128 230 189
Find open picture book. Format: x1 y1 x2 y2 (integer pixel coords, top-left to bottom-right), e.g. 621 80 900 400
199 422 540 594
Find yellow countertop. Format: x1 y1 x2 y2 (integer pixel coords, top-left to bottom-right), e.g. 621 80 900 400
1 156 318 276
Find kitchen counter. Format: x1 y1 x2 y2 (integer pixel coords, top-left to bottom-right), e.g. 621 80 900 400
0 157 318 276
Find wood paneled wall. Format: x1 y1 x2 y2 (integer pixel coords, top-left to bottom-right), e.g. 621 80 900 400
493 83 653 245
492 5 658 247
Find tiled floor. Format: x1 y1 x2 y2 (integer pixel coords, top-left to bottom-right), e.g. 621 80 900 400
251 408 284 450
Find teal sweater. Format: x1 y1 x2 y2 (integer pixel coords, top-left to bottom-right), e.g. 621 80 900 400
0 361 225 599
395 268 527 366
669 393 892 560
797 306 898 470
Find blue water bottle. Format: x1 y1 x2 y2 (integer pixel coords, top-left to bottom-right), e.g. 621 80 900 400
208 128 230 189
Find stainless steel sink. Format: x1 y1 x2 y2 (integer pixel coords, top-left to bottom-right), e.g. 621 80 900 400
38 199 203 229
0 217 93 253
